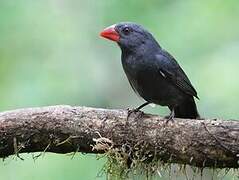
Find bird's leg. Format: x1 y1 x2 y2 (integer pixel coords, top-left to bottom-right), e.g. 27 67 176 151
127 102 150 120
166 108 175 123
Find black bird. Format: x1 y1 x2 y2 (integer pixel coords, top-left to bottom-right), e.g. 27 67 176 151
100 22 199 119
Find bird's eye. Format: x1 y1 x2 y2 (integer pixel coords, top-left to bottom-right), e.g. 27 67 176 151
122 27 130 35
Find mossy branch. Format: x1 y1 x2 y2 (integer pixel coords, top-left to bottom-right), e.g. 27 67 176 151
0 105 238 168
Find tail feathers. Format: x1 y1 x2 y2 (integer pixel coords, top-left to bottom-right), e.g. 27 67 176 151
174 98 200 119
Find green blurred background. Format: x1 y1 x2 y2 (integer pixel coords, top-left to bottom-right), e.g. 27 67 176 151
0 0 238 179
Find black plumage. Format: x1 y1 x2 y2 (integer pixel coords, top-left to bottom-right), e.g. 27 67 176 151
100 22 199 119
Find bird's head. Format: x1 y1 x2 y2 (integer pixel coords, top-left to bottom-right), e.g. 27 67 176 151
100 22 159 52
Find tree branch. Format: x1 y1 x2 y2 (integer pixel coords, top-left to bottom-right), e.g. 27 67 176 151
0 105 238 168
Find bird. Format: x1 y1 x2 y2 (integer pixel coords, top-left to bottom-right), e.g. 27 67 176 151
100 22 199 119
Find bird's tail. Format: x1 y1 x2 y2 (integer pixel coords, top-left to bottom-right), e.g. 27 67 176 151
174 98 200 119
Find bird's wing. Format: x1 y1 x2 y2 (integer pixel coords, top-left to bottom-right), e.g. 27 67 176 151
155 50 198 98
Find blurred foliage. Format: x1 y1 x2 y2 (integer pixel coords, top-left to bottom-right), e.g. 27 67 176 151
0 0 239 179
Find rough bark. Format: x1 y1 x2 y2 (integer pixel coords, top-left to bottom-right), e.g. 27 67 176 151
0 105 238 168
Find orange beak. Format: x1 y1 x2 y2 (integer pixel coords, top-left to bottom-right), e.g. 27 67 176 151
100 24 120 42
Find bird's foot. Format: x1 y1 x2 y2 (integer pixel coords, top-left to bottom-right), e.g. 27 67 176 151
125 109 144 128
127 102 149 119
165 115 174 124
125 102 149 126
165 109 175 124
127 108 138 119
127 108 144 121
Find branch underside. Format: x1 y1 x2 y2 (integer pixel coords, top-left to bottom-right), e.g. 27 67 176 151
0 105 238 168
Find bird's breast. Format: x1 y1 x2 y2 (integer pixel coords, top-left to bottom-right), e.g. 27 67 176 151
121 57 185 106
122 59 162 101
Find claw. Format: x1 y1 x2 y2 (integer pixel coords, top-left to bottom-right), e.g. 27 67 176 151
165 109 175 124
126 102 150 121
127 108 139 120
